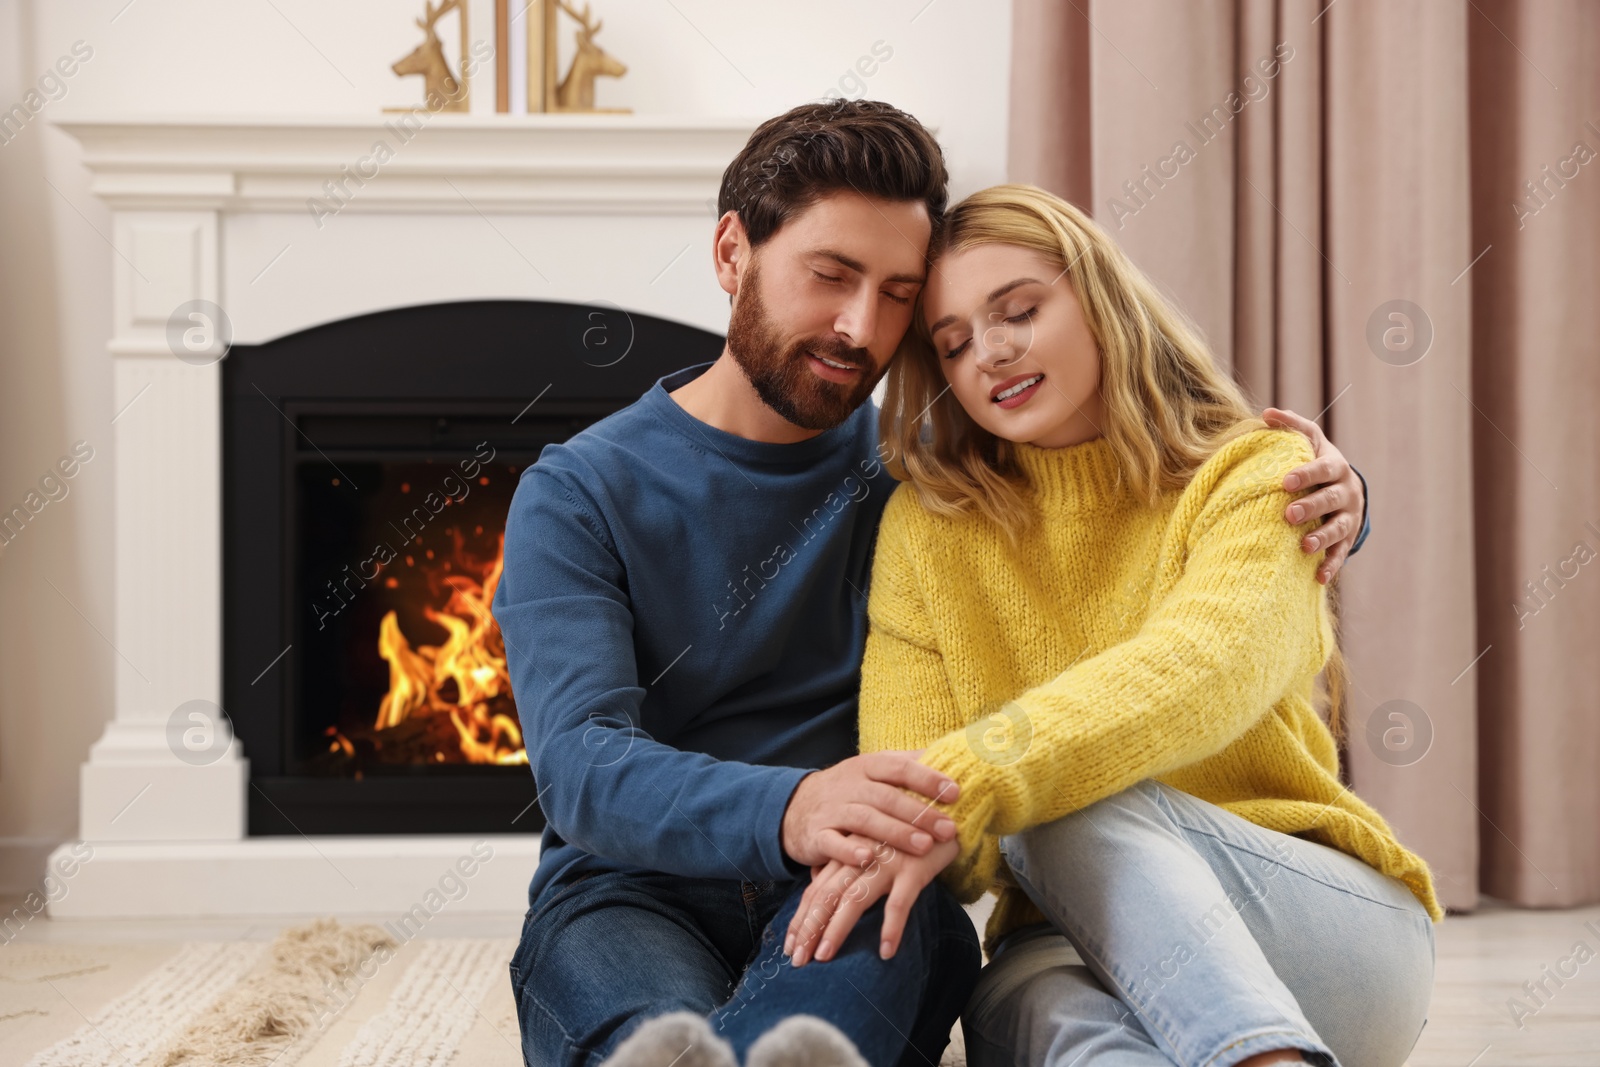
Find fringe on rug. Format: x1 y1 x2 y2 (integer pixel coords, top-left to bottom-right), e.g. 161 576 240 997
156 918 397 1067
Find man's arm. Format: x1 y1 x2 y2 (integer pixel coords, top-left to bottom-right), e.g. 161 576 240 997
492 465 953 881
491 466 803 881
1264 407 1370 583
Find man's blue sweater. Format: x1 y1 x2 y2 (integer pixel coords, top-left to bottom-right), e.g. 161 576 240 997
491 362 898 907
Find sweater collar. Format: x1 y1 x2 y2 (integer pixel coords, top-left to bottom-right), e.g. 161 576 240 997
1010 435 1129 509
644 362 870 467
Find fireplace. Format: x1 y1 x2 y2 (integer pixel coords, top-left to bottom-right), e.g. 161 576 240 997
51 112 756 917
223 298 723 835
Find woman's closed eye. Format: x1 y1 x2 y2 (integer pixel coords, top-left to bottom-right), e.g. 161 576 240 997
942 308 1038 360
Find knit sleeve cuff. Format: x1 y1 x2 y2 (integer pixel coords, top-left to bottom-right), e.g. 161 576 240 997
920 731 1011 903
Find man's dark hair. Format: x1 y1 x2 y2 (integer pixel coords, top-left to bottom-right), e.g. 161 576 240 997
717 100 949 249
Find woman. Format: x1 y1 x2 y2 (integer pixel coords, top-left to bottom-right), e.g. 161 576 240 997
785 184 1440 1067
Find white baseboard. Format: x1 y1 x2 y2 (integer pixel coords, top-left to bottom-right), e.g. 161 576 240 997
43 836 541 919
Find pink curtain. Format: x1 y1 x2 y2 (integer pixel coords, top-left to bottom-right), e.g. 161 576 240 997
1007 0 1600 911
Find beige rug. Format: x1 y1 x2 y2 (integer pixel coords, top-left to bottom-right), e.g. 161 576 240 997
1 923 525 1067
1 920 967 1067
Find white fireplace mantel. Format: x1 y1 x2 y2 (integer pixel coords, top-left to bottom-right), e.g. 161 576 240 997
48 112 758 917
60 112 762 217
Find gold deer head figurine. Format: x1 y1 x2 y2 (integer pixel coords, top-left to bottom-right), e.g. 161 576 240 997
553 0 629 112
392 0 468 112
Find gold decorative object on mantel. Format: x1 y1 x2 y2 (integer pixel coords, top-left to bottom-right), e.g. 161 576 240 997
389 0 469 113
546 0 630 114
386 0 629 116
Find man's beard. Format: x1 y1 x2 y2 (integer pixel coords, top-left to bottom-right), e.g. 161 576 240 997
725 258 886 432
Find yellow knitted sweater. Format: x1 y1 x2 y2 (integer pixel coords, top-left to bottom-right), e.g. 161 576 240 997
858 429 1442 957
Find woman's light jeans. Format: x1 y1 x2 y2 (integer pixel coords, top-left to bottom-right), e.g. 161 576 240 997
963 780 1435 1067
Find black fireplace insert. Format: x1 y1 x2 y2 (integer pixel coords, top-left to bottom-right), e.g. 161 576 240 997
222 299 723 834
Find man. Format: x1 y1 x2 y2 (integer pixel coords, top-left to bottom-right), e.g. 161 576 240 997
491 99 1370 1067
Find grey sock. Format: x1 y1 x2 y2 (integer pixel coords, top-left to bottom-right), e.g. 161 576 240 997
745 1015 870 1067
599 1011 737 1067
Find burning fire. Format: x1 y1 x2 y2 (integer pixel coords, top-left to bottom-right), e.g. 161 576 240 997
374 532 527 765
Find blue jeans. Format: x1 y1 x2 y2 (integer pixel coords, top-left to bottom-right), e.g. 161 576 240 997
510 867 981 1067
964 780 1435 1067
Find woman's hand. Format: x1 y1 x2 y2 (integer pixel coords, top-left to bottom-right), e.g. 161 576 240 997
1263 407 1368 585
782 833 961 967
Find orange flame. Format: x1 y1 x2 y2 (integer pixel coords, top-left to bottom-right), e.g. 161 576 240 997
374 532 527 765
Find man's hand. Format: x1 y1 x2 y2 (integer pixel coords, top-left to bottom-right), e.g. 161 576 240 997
1263 407 1367 585
783 835 960 966
780 751 958 870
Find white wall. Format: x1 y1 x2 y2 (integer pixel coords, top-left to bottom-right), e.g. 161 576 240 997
0 0 1014 891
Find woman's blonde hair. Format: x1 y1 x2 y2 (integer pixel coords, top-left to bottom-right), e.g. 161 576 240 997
879 182 1346 737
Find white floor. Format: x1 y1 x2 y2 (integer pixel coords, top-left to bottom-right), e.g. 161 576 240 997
3 898 1597 1065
